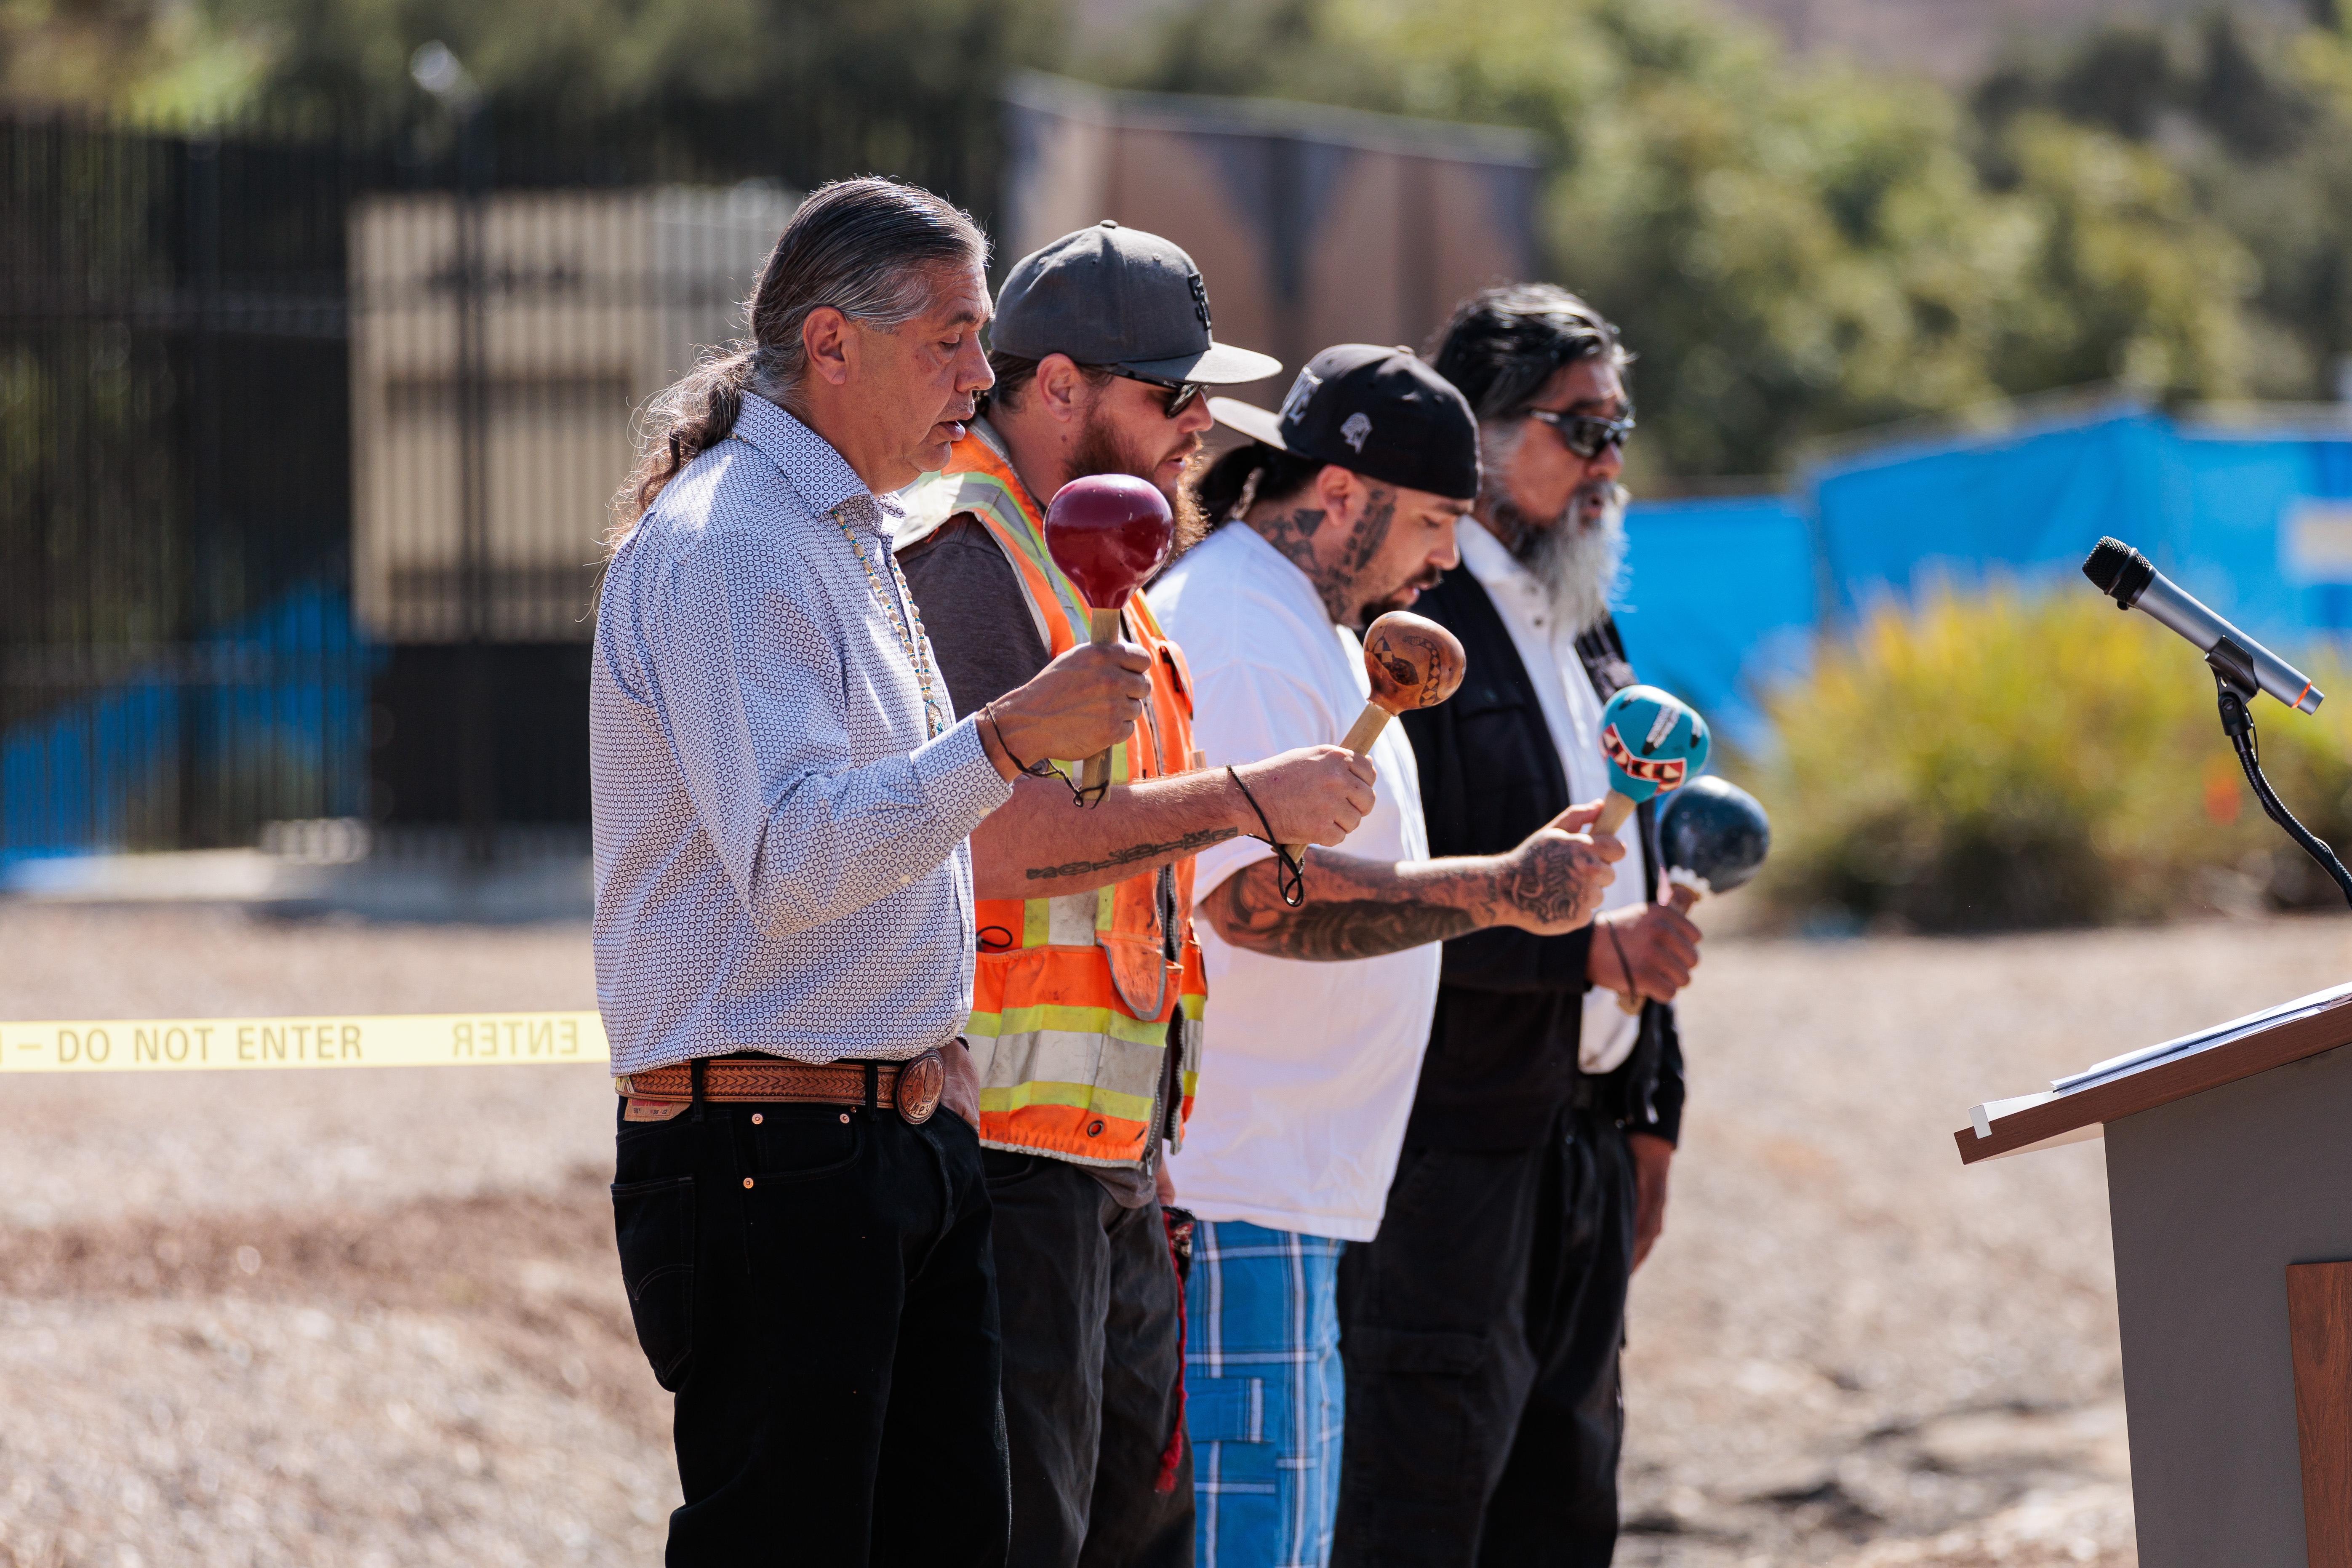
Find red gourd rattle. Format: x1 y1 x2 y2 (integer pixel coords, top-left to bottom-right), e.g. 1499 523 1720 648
1042 474 1178 797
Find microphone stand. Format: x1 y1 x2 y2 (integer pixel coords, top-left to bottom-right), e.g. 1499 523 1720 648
2208 637 2352 910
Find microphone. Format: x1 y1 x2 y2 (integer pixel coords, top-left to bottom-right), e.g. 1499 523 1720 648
2082 538 2323 715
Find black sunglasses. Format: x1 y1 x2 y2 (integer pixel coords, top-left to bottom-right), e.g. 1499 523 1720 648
1525 406 1635 459
1099 367 1207 420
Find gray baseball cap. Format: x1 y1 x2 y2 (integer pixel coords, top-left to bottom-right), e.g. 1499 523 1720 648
991 221 1283 386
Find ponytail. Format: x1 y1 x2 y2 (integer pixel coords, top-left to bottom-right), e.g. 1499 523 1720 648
611 345 768 534
1192 441 1325 533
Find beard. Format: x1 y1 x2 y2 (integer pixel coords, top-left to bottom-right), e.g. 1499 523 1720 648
1357 558 1448 628
1069 408 1210 554
1488 477 1627 637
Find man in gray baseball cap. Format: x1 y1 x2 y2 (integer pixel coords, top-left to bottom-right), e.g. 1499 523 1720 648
897 224 1375 1568
989 218 1280 391
939 219 1284 542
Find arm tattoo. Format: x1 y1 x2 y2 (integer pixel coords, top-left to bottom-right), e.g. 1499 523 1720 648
1206 861 1476 962
1496 841 1608 926
1500 838 1601 927
1027 826 1237 881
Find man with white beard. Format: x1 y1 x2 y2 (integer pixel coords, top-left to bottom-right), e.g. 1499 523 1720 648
1331 286 1701 1568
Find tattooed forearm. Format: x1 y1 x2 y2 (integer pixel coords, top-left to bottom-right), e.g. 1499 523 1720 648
1204 860 1477 961
1027 826 1238 881
1225 898 1478 961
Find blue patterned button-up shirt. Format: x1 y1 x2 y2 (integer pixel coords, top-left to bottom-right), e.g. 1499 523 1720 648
590 394 1013 1074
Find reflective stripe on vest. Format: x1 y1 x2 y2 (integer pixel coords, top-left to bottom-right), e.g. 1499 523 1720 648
919 435 1205 1167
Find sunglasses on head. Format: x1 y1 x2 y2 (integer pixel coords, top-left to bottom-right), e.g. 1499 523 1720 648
1100 367 1207 421
1525 406 1635 460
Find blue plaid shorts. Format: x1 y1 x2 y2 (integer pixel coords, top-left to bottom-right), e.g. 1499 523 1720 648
1183 1220 1346 1568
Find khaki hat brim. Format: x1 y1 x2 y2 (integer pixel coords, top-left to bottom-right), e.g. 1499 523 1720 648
1120 339 1285 386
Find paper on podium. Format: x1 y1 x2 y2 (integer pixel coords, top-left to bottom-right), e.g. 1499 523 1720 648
2052 978 2352 1092
1960 976 2352 1164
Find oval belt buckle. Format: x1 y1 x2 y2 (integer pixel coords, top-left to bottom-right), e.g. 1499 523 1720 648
896 1048 945 1125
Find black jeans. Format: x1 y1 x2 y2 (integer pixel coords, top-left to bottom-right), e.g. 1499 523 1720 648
1331 1106 1635 1568
984 1152 1193 1568
612 1094 1011 1567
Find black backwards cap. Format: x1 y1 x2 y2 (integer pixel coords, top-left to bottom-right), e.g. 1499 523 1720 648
1210 344 1481 502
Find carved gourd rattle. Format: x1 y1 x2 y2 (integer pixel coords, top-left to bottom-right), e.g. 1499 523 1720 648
1594 684 1711 1011
1277 611 1467 861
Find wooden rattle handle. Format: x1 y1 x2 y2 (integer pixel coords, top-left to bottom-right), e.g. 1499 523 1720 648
1278 701 1389 862
1079 607 1124 796
1595 791 1636 835
1335 701 1392 757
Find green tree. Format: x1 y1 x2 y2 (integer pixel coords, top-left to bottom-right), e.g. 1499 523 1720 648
1973 11 2352 402
1119 0 2253 477
1760 586 2352 930
8 0 2325 474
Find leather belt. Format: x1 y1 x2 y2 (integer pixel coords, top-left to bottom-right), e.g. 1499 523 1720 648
616 1049 946 1125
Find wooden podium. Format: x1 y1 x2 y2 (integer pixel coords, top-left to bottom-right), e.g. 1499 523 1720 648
1959 981 2352 1567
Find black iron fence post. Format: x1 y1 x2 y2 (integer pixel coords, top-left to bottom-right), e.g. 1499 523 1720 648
453 101 496 865
180 131 222 848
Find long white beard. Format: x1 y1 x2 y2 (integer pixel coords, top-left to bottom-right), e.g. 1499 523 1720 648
1517 484 1627 637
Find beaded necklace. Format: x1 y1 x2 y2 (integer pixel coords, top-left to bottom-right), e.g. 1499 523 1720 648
831 508 947 741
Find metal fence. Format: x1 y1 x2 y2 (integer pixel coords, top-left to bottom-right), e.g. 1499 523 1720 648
2 118 368 855
2 106 986 862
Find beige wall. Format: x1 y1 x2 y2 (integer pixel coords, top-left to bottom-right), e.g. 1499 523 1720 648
349 186 793 643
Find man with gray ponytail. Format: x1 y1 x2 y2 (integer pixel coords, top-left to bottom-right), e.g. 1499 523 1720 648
592 177 1152 1565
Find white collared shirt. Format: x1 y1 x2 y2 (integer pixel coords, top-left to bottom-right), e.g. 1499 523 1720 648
1456 521 1648 1072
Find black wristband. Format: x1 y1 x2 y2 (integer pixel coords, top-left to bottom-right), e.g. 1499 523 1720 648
983 701 1040 776
1604 916 1638 1008
985 702 1103 808
1227 765 1305 907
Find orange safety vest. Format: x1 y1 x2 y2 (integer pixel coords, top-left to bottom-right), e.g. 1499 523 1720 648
901 431 1207 1168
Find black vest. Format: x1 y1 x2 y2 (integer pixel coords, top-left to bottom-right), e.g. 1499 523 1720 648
1394 565 1686 1150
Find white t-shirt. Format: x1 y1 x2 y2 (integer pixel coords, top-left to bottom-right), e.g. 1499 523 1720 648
1148 524 1442 1243
1456 521 1650 1072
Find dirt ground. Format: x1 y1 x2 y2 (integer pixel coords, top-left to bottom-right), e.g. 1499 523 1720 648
3 902 2346 1566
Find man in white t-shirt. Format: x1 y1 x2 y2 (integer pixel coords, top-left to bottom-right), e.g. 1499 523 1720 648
1147 344 1622 1568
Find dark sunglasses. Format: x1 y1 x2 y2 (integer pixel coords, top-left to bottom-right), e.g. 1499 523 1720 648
1100 367 1207 420
1525 406 1635 459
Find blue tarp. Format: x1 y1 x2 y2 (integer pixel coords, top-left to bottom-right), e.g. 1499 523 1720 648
1617 496 1815 750
1618 404 2352 752
1 583 379 859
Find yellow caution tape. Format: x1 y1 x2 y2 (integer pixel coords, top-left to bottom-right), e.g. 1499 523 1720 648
0 1011 609 1073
